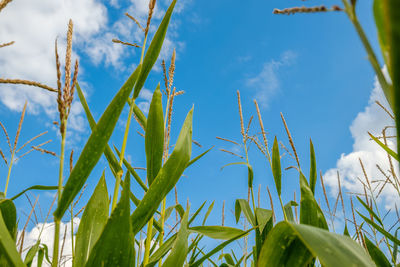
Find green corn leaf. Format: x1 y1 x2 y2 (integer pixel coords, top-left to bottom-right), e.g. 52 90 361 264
24 240 40 267
235 199 255 226
284 200 298 223
114 146 148 192
131 108 193 234
369 132 399 161
358 212 400 246
255 208 273 235
145 84 164 185
190 226 245 240
133 0 177 98
0 212 24 267
162 208 190 267
85 173 135 267
272 137 282 196
186 146 213 168
55 65 141 219
145 234 177 267
394 228 400 263
299 171 328 230
221 162 253 188
309 139 317 195
356 196 383 226
188 201 206 225
202 201 214 225
0 199 16 239
37 247 44 267
373 0 390 73
364 236 391 267
76 83 122 176
132 100 147 129
189 228 253 267
10 185 58 201
258 221 375 267
74 173 109 267
386 0 400 158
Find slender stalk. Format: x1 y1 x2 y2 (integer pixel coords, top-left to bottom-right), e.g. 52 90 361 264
143 217 154 265
111 34 148 211
70 204 74 260
4 151 15 197
53 123 66 267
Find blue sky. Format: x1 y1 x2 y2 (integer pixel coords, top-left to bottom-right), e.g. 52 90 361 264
0 0 398 262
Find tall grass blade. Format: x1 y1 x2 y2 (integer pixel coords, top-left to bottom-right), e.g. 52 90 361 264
0 199 16 239
358 212 400 246
55 66 141 219
74 173 109 267
368 132 399 161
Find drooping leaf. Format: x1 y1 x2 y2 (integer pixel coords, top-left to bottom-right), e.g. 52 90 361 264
235 199 255 226
258 221 375 267
131 108 193 234
190 226 245 240
133 0 177 98
145 84 164 185
357 196 383 226
272 137 282 196
85 173 135 267
55 65 141 219
358 212 400 246
10 185 58 201
74 173 109 267
221 162 253 188
369 132 399 161
309 139 317 195
24 240 40 267
162 208 190 267
284 200 298 223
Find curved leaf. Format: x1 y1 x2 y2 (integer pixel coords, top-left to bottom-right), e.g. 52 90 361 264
0 212 24 267
235 199 255 226
10 185 58 201
309 139 317 195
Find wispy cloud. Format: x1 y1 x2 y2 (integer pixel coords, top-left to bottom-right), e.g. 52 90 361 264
324 69 399 210
246 50 297 108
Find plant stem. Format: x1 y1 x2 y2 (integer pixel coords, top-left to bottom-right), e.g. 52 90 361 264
53 124 66 267
143 217 154 266
279 195 288 222
111 34 148 211
4 151 15 197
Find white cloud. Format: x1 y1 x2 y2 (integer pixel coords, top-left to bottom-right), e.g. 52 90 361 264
0 0 108 136
20 218 80 267
324 72 399 210
246 50 297 108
